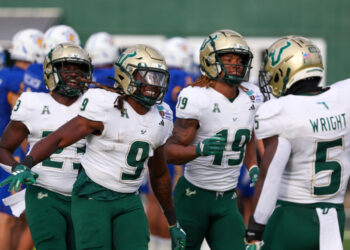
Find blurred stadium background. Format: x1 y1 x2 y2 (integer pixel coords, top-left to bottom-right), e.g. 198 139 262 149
0 0 349 84
0 0 350 248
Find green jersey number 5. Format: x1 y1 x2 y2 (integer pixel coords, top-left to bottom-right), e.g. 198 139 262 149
313 137 343 196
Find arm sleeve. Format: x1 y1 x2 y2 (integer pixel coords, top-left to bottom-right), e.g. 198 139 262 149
254 136 291 225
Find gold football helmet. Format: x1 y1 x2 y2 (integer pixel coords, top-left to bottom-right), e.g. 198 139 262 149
114 44 169 107
259 35 324 99
43 43 92 97
199 29 253 85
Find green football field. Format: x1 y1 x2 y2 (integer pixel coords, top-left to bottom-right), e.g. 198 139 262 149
344 231 350 249
345 241 350 250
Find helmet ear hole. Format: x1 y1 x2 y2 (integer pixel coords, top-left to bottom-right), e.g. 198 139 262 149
205 57 211 66
45 65 52 75
274 74 279 83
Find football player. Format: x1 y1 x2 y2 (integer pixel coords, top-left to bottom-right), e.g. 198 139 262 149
85 32 118 88
0 43 92 249
165 29 259 249
0 28 44 250
236 81 264 226
147 37 193 250
22 24 81 93
1 44 186 250
245 36 348 250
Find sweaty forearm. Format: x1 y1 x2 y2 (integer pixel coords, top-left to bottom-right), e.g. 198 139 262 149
150 174 177 225
165 118 199 164
28 116 93 166
28 135 61 165
165 143 197 164
0 147 18 166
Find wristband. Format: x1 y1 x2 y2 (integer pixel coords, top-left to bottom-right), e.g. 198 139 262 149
11 155 36 172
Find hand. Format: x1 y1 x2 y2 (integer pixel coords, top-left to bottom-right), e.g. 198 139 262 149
169 222 186 250
248 165 260 187
0 165 38 192
195 136 226 156
245 241 264 250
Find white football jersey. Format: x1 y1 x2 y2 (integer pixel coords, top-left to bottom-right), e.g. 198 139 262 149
255 79 350 204
78 88 173 193
176 86 255 191
11 92 85 196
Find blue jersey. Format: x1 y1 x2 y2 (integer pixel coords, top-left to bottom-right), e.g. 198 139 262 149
23 63 48 93
164 68 193 117
91 67 115 88
0 66 25 135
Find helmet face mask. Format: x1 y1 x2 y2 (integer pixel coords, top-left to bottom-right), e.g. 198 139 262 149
43 43 93 97
216 50 253 85
259 36 324 100
52 60 92 97
131 68 169 107
115 45 169 108
258 65 274 101
199 30 253 85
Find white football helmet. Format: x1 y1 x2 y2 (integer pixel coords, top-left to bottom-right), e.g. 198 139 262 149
162 37 192 70
10 28 44 63
43 25 80 55
85 32 118 66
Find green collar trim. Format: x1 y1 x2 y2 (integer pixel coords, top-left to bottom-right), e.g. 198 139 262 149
228 96 236 103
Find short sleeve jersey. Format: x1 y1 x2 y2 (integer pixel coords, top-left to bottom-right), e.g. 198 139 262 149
176 86 256 191
78 88 173 193
255 79 350 204
11 92 85 196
